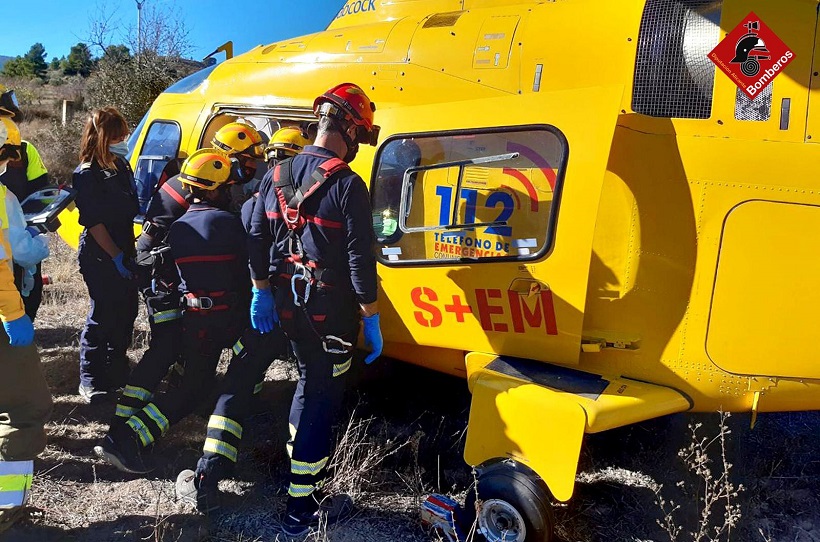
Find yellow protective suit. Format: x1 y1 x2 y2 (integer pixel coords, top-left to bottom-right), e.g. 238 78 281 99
0 183 52 531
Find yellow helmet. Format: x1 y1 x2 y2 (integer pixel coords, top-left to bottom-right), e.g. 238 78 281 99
179 149 233 191
211 122 264 159
0 117 22 162
264 126 312 162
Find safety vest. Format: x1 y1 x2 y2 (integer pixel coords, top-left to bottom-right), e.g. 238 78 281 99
0 141 45 201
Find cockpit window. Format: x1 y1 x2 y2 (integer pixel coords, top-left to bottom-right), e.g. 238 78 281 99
164 65 217 94
370 125 567 265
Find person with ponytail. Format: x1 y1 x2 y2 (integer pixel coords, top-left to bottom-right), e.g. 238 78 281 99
73 107 140 403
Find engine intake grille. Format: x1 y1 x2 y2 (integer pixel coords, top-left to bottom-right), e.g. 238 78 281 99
632 0 723 119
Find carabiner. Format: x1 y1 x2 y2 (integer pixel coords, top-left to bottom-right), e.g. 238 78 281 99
322 335 353 354
291 272 312 306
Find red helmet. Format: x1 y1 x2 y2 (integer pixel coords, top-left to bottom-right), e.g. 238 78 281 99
314 83 380 145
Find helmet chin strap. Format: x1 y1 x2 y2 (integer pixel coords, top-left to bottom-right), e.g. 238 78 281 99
330 117 359 161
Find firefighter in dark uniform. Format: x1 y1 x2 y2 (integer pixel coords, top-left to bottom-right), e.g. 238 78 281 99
95 149 251 473
0 85 50 321
175 127 312 513
110 122 264 426
247 83 383 536
73 107 140 403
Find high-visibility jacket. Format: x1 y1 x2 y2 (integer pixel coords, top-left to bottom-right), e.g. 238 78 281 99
0 140 49 202
0 184 26 323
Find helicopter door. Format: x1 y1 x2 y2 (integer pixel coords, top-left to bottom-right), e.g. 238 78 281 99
368 86 623 369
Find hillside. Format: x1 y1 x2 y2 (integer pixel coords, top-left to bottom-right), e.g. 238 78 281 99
0 55 12 70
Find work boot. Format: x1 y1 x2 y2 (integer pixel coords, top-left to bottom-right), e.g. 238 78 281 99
176 469 221 514
79 383 110 405
94 425 155 474
280 492 354 538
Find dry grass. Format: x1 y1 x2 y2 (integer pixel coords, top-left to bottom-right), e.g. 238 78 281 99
16 117 85 186
3 238 818 542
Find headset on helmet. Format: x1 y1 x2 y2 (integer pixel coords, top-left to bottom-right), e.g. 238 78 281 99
0 117 22 162
0 84 22 120
313 83 380 146
211 122 265 159
179 149 233 191
265 126 312 162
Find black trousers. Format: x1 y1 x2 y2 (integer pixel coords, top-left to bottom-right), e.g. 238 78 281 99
124 309 244 447
78 253 138 389
113 289 183 421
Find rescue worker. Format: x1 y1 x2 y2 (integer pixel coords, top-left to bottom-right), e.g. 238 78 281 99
0 116 53 534
176 127 312 513
111 122 264 426
95 149 250 473
0 118 49 300
0 84 51 321
73 107 139 404
242 126 312 231
246 83 384 536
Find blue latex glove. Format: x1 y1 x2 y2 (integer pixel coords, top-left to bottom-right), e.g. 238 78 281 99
362 313 383 364
3 314 34 347
26 226 41 238
250 286 277 334
112 252 134 280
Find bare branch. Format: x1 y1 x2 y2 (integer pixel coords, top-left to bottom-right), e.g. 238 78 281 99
85 2 123 56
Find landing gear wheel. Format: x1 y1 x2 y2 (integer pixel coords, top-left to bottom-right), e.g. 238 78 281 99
461 461 555 542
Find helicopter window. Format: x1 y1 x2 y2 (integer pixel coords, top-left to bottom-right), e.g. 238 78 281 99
371 125 566 265
735 83 772 122
133 120 181 214
632 0 722 119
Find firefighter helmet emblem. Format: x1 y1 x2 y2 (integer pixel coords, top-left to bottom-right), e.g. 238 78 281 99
730 21 770 77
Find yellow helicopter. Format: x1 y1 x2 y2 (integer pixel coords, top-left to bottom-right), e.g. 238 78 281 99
55 0 820 539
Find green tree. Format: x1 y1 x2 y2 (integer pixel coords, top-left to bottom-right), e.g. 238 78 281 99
102 45 131 64
49 56 61 70
63 43 94 77
87 52 193 125
1 56 36 78
23 43 48 79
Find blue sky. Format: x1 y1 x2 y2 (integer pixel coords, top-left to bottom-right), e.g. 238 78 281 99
1 0 344 61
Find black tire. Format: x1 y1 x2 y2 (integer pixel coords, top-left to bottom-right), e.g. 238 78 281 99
461 462 555 542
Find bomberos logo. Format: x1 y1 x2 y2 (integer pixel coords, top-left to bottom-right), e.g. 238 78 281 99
708 11 795 100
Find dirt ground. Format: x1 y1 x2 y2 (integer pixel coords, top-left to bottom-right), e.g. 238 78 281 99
4 238 820 542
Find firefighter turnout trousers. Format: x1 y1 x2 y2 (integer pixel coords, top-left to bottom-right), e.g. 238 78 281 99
121 308 244 448
0 336 52 518
113 289 183 421
196 327 289 480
